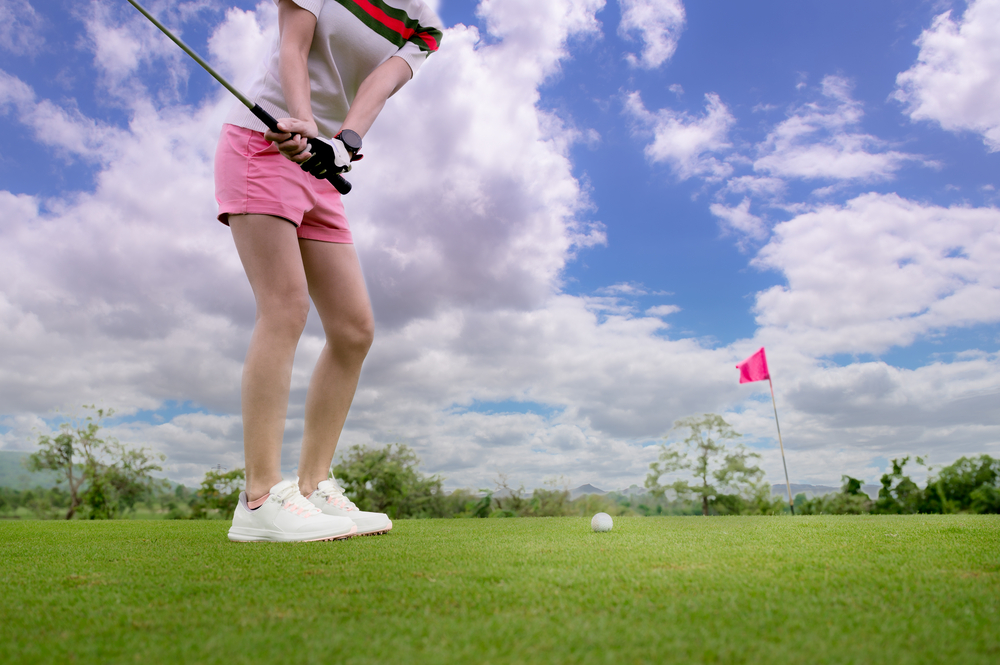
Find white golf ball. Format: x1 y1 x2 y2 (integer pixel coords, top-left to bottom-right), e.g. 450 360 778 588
591 512 613 532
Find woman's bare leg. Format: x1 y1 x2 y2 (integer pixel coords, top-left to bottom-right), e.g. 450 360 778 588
296 240 374 495
229 214 311 501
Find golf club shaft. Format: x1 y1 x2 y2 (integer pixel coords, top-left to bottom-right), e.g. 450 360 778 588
126 0 351 195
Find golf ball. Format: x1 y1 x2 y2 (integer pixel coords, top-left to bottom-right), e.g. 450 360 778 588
591 512 613 532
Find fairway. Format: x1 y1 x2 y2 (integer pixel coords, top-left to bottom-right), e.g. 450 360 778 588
2 516 998 664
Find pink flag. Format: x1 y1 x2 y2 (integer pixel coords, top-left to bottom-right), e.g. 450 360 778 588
736 347 770 383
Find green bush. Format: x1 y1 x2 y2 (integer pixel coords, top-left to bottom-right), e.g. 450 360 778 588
333 443 451 519
923 455 1000 513
798 476 872 515
188 468 245 519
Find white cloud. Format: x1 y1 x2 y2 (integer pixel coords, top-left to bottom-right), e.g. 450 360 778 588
0 0 43 55
618 0 686 69
477 0 606 80
752 192 1000 355
646 304 680 317
0 69 124 163
894 0 1000 151
754 76 926 181
596 282 667 296
350 0 607 325
208 4 277 91
710 198 768 245
625 91 735 181
87 16 143 81
722 175 786 199
337 295 744 488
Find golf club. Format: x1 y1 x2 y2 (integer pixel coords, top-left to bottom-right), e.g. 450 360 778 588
125 0 352 195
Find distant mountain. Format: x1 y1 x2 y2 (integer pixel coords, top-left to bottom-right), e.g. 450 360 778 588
772 483 881 500
569 484 606 499
612 484 649 497
0 451 62 490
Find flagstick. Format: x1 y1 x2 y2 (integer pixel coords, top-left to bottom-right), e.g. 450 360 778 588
769 378 794 515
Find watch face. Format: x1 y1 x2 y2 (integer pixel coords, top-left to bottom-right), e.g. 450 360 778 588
339 129 362 152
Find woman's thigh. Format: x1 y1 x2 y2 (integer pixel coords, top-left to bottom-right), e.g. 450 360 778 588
299 240 373 344
229 214 310 317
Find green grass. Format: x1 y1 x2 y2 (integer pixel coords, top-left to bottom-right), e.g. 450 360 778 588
1 516 998 664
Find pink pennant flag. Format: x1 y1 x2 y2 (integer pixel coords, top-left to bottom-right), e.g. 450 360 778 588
736 347 770 384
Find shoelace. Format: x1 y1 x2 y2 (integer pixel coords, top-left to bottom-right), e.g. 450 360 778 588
323 479 359 512
275 485 321 518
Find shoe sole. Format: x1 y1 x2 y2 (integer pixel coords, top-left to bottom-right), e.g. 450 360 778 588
355 519 393 537
228 524 358 543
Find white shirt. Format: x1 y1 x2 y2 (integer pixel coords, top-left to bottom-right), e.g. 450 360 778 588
225 0 443 139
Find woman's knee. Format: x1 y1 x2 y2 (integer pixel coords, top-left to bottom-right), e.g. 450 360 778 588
328 313 375 356
257 291 311 338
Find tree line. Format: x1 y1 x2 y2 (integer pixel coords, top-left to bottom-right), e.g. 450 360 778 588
795 455 1000 515
2 408 997 519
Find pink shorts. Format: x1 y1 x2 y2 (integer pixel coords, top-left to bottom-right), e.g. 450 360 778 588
214 124 352 243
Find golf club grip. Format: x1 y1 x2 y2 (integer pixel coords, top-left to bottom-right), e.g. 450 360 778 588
250 105 352 196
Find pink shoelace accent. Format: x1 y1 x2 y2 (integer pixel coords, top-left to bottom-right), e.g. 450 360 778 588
282 501 315 517
326 494 357 511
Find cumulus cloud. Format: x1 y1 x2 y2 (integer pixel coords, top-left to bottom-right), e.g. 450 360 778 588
894 0 1000 151
722 175 786 199
618 0 686 69
625 90 735 181
752 192 1000 355
337 295 745 487
0 0 44 55
646 304 680 317
710 198 768 245
725 353 1000 486
754 76 926 182
348 0 607 326
477 0 606 80
0 69 124 163
207 4 276 90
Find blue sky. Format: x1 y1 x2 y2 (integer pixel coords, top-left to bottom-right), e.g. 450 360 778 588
1 0 998 490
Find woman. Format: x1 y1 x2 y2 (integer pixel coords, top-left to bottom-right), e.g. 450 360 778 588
215 0 442 542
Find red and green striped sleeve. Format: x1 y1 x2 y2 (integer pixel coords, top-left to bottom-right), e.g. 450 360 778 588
332 0 443 55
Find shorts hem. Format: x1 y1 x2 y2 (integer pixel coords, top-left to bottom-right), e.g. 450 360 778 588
297 227 354 244
216 199 303 227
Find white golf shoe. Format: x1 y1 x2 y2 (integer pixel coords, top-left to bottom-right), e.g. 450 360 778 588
307 478 393 536
228 479 357 542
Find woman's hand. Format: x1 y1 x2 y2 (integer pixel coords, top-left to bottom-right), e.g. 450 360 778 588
265 117 319 163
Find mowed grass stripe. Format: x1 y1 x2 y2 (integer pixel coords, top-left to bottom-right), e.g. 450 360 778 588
1 515 998 664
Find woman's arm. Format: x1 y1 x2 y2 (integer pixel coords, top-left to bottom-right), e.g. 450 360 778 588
268 0 414 161
340 56 413 138
267 0 318 162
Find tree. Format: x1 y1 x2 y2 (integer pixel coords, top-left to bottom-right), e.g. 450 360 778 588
27 406 164 519
872 457 925 515
923 455 1000 514
645 414 767 516
492 474 528 517
190 468 245 519
468 490 493 518
332 443 447 519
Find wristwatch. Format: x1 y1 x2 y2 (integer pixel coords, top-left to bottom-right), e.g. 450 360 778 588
335 128 363 159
